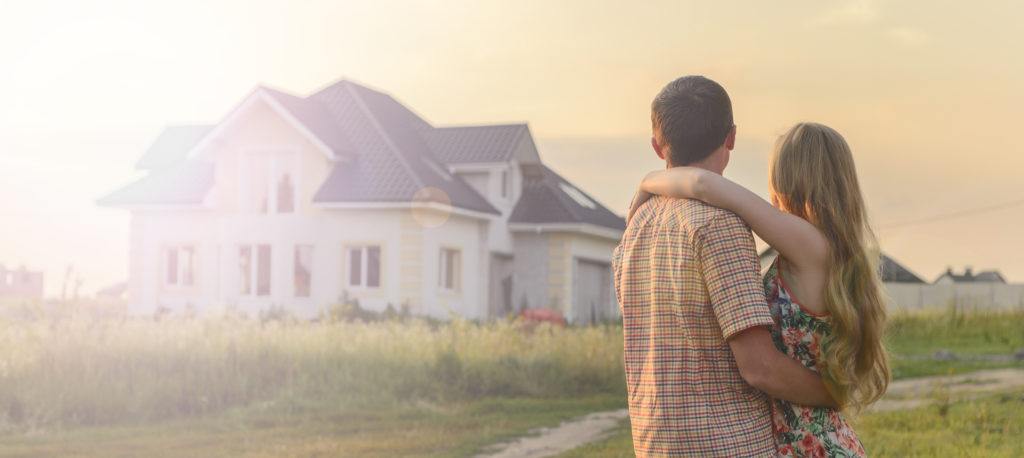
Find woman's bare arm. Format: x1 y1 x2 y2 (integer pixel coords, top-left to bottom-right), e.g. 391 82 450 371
628 167 828 272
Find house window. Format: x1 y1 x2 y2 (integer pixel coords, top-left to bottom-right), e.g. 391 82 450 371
246 151 297 214
239 244 272 296
439 248 461 292
346 246 381 289
163 246 195 288
294 245 312 297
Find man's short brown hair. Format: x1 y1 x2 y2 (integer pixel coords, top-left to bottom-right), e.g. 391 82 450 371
651 76 733 166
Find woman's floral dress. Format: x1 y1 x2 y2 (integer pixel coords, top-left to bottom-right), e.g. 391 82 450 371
763 259 867 457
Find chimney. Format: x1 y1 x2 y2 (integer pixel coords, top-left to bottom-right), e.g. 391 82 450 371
965 266 973 279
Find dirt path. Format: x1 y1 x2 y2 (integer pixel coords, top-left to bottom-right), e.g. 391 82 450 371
868 368 1024 412
478 368 1024 458
475 409 628 458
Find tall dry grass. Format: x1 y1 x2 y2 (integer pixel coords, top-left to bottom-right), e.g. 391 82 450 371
0 313 624 431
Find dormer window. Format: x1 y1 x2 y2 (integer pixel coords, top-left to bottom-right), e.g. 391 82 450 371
559 183 597 209
244 150 298 214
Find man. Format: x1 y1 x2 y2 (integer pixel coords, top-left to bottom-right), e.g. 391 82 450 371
612 76 835 457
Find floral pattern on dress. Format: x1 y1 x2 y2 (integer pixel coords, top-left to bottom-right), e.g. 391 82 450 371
763 259 867 458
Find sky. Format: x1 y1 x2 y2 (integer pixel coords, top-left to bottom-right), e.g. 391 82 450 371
1 0 1023 297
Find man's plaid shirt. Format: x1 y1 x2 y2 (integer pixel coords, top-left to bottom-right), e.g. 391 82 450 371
613 196 777 457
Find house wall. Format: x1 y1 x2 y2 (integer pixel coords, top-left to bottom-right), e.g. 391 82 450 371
128 206 491 319
415 211 490 320
209 95 333 220
511 232 549 312
509 230 620 323
568 233 620 322
128 210 220 315
126 96 493 319
884 283 1024 311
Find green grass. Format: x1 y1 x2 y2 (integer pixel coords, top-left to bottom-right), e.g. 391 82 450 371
889 357 1022 380
885 308 1024 355
0 307 1020 456
0 395 626 457
856 390 1024 457
559 391 1024 458
884 308 1024 379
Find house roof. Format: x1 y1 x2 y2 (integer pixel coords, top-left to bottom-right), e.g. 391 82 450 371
422 124 528 164
260 86 358 157
509 165 626 232
101 78 623 227
308 80 498 215
134 125 212 170
935 267 1006 283
880 255 925 283
974 271 1006 283
98 161 214 206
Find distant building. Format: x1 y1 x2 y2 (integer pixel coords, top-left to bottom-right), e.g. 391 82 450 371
934 267 1006 284
757 248 924 283
0 264 44 299
99 78 625 323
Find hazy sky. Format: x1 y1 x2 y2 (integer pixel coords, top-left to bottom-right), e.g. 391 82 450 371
2 0 1023 296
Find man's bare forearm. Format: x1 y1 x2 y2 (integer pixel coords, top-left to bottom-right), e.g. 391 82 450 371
729 327 837 408
757 351 837 408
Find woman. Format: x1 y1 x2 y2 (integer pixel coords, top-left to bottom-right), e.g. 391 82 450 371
627 122 889 457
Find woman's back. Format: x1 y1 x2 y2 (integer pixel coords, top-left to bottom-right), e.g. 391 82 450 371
763 259 866 457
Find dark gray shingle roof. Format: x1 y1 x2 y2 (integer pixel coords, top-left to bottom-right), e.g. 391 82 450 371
134 125 212 170
509 165 626 231
309 80 498 215
261 86 358 157
98 161 213 206
935 268 1006 283
422 124 528 164
880 255 925 283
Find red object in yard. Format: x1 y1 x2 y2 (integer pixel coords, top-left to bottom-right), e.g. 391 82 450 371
518 307 567 327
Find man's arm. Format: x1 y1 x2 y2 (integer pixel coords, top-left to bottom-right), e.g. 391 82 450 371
698 211 837 408
729 327 837 407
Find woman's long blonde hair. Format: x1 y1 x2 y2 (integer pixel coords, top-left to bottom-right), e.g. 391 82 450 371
769 122 889 412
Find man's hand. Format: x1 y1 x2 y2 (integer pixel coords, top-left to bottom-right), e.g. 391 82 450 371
728 326 838 408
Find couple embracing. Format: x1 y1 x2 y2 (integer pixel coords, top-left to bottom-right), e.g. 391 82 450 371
613 76 889 457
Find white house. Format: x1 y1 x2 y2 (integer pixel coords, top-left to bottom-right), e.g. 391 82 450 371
99 78 626 323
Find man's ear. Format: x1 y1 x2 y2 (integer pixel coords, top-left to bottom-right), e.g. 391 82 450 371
651 136 665 160
724 125 737 151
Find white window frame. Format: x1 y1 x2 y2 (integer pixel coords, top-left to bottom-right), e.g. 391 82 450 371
238 243 272 297
163 245 197 289
239 147 301 215
345 245 382 290
438 247 461 293
293 244 313 298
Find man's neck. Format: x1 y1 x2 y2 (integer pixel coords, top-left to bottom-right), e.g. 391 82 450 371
668 158 722 175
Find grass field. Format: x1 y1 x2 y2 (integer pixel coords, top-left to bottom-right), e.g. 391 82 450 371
561 390 1024 458
0 306 1019 456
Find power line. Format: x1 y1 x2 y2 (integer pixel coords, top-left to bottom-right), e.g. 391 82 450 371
879 198 1024 230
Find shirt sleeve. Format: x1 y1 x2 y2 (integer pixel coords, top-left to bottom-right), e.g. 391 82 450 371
697 211 775 339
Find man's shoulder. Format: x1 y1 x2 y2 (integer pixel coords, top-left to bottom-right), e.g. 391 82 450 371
654 197 747 232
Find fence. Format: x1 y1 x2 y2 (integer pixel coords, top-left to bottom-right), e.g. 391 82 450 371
884 283 1024 311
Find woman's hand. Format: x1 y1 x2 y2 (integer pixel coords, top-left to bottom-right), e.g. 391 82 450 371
626 188 653 225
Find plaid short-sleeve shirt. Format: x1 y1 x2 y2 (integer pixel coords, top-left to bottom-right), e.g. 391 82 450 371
613 195 777 457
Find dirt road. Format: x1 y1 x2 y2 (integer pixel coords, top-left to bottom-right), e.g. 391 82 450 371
478 368 1024 458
